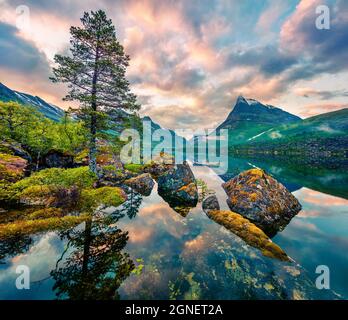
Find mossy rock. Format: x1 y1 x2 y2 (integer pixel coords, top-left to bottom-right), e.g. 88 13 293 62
0 213 89 239
157 161 198 209
80 187 127 209
0 153 27 183
143 152 175 178
11 167 96 193
18 185 81 208
124 163 145 174
0 153 28 202
125 173 154 196
222 168 302 235
207 210 290 261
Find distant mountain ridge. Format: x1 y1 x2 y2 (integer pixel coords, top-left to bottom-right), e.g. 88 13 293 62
0 82 65 122
232 108 348 157
217 96 301 130
216 96 302 145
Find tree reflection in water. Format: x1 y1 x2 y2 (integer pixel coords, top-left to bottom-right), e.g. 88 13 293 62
0 234 33 265
109 187 143 220
51 211 135 300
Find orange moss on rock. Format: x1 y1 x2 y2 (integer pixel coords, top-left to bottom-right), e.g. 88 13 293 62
0 210 89 239
0 153 27 183
207 210 290 261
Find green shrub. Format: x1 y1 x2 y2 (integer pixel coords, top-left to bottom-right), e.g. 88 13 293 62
124 163 144 174
12 167 96 192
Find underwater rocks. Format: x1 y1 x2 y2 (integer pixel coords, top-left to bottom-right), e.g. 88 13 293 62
206 210 290 261
125 173 154 196
222 168 301 234
202 195 220 214
157 161 198 209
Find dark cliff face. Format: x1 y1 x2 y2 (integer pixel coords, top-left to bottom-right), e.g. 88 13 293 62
218 96 301 130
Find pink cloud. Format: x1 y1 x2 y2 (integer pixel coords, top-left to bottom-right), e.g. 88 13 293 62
280 0 322 54
256 0 289 33
298 102 348 118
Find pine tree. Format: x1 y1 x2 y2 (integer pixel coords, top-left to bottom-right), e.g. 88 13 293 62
50 10 139 175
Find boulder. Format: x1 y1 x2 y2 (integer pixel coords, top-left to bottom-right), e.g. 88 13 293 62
125 173 154 196
97 152 123 170
144 152 175 177
43 150 74 168
0 153 28 183
206 210 290 261
222 168 301 235
0 140 32 162
98 166 126 187
157 161 198 208
202 195 220 214
19 185 81 208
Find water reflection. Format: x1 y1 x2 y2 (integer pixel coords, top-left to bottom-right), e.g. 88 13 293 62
0 156 347 299
51 213 134 300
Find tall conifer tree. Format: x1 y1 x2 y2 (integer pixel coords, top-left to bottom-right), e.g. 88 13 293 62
51 10 139 174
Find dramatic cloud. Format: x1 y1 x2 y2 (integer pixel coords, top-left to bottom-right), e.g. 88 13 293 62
0 0 347 128
280 0 348 74
298 102 348 118
294 88 348 100
0 21 49 73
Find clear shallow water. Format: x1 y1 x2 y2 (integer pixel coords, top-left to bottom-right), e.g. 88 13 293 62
0 157 347 300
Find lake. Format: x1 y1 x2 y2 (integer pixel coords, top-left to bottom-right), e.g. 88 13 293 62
0 156 347 300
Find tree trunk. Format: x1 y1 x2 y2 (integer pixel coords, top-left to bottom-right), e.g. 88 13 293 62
89 113 97 175
36 151 41 171
81 217 93 299
89 45 100 176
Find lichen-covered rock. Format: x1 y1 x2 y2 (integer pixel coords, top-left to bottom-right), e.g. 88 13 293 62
0 141 32 162
0 153 28 183
98 166 125 186
202 195 220 214
125 173 154 196
222 169 302 234
207 210 290 261
0 209 89 240
158 161 198 208
144 152 175 178
19 185 81 208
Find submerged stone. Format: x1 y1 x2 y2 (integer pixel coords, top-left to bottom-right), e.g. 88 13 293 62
206 210 290 261
202 195 220 214
222 168 302 235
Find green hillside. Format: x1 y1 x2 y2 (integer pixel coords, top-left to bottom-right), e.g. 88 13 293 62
232 108 348 156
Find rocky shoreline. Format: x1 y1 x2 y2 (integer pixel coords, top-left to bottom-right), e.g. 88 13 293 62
1 143 302 263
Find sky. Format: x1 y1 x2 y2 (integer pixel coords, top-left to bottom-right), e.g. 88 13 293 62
0 0 347 131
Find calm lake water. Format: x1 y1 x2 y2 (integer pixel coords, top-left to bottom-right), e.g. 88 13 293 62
0 156 347 300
